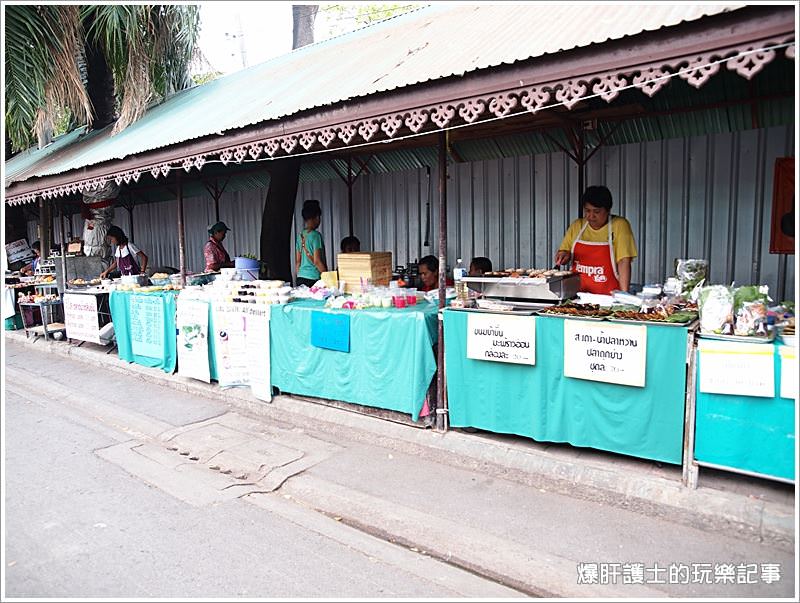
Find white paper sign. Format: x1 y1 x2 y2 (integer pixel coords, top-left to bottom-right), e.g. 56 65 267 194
5 239 34 264
177 299 211 383
779 347 797 400
64 293 101 344
130 294 165 359
211 302 272 398
212 302 250 388
467 313 536 365
244 304 271 401
698 340 774 398
563 321 647 387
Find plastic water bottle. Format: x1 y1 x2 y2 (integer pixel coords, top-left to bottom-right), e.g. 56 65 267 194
454 258 468 302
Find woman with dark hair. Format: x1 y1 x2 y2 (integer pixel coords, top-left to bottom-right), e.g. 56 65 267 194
295 200 327 287
20 241 41 276
554 185 637 293
100 225 148 278
417 255 456 292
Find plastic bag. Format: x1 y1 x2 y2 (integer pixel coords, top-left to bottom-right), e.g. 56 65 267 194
698 285 733 334
734 300 768 336
676 259 708 298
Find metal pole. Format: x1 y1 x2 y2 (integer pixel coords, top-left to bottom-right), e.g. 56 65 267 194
176 171 186 287
436 131 449 432
127 207 135 243
576 124 585 218
347 155 354 236
59 202 67 296
214 179 220 223
38 197 50 260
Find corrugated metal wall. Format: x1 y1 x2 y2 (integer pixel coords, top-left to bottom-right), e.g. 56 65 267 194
29 124 794 298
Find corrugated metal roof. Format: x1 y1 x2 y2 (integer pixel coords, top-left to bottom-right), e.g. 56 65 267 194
5 3 743 187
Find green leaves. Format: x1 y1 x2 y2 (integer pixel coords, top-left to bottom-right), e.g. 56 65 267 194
5 4 200 152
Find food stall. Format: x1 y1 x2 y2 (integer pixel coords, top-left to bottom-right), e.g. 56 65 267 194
685 291 796 484
109 284 180 373
443 269 695 464
270 298 438 421
62 286 115 347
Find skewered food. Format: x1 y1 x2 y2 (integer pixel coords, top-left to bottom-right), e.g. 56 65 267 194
540 302 612 318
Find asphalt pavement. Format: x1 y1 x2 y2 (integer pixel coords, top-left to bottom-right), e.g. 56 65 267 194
3 339 796 598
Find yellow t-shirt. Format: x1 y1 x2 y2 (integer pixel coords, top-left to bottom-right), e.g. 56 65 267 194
558 216 638 261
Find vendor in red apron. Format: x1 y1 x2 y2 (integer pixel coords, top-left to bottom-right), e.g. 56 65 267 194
554 186 637 294
100 225 148 278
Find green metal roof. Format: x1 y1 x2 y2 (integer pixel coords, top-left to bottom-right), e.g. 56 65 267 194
5 3 744 188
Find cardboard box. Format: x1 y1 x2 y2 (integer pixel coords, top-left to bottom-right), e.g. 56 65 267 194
337 252 392 293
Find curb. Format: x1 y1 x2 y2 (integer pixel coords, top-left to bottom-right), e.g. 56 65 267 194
5 331 794 548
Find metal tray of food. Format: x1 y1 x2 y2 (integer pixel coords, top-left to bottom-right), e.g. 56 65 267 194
698 330 776 344
607 317 698 328
464 273 579 301
537 312 608 321
449 306 535 316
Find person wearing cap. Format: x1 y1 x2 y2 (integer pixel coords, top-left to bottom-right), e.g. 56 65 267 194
204 221 234 272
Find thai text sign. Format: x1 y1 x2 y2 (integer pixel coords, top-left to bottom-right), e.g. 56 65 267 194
698 340 774 398
5 239 34 265
177 299 210 383
64 293 101 344
564 321 647 387
212 302 271 400
129 294 164 359
467 313 536 365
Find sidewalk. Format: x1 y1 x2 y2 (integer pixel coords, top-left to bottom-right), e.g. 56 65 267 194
4 331 796 596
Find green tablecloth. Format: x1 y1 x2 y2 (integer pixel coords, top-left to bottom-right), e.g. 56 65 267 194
270 299 438 420
695 342 795 480
443 310 689 464
110 290 178 373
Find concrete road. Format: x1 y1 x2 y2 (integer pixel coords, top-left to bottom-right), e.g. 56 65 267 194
3 341 796 598
3 347 519 598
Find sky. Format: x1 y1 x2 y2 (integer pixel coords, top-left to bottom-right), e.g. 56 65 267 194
196 2 294 74
196 2 421 76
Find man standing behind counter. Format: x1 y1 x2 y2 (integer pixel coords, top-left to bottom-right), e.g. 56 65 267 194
554 185 637 294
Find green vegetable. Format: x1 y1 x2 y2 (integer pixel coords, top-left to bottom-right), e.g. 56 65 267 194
733 285 769 312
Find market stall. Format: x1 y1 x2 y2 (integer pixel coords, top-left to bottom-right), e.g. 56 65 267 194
109 288 179 372
63 287 114 346
691 339 795 482
444 309 692 464
270 298 438 421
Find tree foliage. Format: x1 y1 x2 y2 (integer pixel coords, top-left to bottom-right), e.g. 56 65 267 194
4 4 200 153
320 3 422 38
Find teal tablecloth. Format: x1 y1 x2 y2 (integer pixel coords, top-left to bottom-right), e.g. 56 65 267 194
443 310 689 464
110 290 178 373
695 343 795 480
270 299 438 420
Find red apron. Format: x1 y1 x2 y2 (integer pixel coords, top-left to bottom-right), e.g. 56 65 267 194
570 219 620 295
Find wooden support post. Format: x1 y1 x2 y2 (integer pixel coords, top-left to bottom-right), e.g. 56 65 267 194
436 131 449 432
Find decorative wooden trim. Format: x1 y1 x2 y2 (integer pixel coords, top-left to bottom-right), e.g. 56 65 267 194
5 36 793 205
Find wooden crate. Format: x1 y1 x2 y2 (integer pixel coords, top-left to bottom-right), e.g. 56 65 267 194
337 252 392 293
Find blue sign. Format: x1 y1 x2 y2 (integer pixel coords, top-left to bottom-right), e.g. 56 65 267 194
310 311 350 353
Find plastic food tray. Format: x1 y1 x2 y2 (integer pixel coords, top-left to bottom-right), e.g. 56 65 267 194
698 330 776 344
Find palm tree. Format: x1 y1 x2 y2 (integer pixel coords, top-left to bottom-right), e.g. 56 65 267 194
4 4 200 154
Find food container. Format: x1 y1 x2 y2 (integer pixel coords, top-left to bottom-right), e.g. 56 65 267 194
406 288 418 305
337 252 393 293
121 274 149 286
392 294 407 309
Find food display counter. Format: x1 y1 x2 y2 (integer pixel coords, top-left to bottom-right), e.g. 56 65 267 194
688 339 796 483
443 309 693 464
109 289 179 372
270 299 438 420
